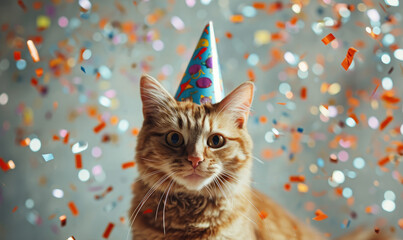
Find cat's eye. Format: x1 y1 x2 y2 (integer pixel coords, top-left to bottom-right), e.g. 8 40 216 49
207 134 225 148
166 131 184 147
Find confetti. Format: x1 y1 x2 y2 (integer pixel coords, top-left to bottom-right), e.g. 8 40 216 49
93 122 106 133
379 116 393 131
259 210 268 220
81 66 86 73
59 215 67 227
341 47 358 71
312 209 328 221
68 201 79 216
17 0 27 11
143 209 153 214
230 15 244 23
12 206 18 213
289 175 305 182
0 157 10 172
122 161 135 169
67 237 76 240
14 51 21 61
321 33 335 45
42 153 54 162
102 222 115 239
75 154 82 169
26 41 40 65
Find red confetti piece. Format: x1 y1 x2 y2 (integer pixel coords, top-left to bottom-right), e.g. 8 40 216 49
259 210 268 220
12 206 18 213
31 78 38 86
95 186 113 200
17 0 27 11
300 87 307 100
102 222 115 239
349 113 359 124
379 116 393 131
230 15 244 23
0 158 10 172
75 154 82 169
381 94 400 104
321 33 335 45
289 175 305 182
122 161 135 169
371 83 380 98
68 201 79 216
94 122 106 133
341 47 358 71
143 209 153 214
27 40 40 62
284 183 291 191
14 51 21 61
289 16 298 25
312 209 328 221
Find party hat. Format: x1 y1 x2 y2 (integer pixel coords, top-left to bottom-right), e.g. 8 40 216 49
174 21 224 104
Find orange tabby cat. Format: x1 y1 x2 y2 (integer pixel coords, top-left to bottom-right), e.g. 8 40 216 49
129 74 395 240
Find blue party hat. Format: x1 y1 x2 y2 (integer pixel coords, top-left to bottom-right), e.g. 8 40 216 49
174 21 224 104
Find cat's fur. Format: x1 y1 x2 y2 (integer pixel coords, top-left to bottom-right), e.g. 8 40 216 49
129 74 395 240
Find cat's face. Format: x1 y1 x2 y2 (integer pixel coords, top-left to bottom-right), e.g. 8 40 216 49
135 75 254 195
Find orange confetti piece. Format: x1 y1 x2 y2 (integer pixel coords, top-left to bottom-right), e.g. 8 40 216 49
289 175 305 182
371 83 380 98
312 209 328 221
102 223 115 239
289 16 298 25
12 206 18 213
122 161 135 169
63 132 70 144
284 183 291 191
398 218 403 230
378 156 390 166
27 40 40 62
349 113 359 124
225 32 233 38
321 33 335 45
253 2 266 9
35 68 43 77
0 158 10 172
259 210 268 220
33 1 43 10
247 69 255 81
75 154 82 169
341 47 358 71
276 21 285 29
300 87 307 100
379 116 393 131
259 116 267 124
276 102 286 105
131 127 139 136
143 209 153 214
93 122 106 133
68 201 79 216
230 15 244 23
381 94 400 104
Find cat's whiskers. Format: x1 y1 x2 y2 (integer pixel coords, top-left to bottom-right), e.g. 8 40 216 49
213 178 229 205
163 179 175 235
252 155 264 164
219 173 260 216
155 181 170 221
126 172 176 240
216 175 235 209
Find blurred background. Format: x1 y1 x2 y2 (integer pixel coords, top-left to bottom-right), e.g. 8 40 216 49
0 0 402 239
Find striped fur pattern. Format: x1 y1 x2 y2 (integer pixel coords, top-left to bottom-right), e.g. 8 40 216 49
129 75 397 240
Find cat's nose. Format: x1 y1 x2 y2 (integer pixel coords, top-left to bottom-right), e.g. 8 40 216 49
188 155 203 169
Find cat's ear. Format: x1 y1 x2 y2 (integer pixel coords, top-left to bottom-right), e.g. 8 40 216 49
216 81 254 128
140 74 175 119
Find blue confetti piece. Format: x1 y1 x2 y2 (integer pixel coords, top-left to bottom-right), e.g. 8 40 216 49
346 219 351 228
317 158 324 167
42 153 54 162
272 119 277 124
297 127 304 133
81 66 86 73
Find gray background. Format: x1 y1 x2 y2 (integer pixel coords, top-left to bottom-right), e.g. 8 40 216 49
0 0 402 239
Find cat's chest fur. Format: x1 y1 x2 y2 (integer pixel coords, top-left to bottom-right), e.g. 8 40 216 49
130 181 256 240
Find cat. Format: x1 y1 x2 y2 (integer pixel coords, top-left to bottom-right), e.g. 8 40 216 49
129 74 396 240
